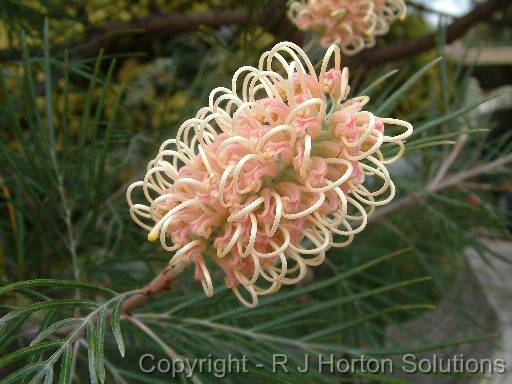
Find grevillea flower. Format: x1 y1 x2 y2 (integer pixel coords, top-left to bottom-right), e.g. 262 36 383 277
127 42 412 308
288 0 407 55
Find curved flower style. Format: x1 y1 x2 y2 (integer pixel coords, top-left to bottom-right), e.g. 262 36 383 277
127 42 412 308
288 0 407 55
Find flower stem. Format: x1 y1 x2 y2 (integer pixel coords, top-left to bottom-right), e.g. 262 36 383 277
121 262 186 316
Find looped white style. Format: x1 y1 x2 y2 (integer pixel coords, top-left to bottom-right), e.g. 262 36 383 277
127 42 413 307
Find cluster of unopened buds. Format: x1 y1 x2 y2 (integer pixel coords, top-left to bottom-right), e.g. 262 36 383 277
127 42 413 308
288 0 407 55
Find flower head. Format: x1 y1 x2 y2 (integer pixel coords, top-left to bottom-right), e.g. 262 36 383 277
127 42 412 307
288 0 407 55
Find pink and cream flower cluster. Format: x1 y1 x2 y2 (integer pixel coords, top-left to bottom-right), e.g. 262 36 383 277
127 42 412 307
288 0 407 55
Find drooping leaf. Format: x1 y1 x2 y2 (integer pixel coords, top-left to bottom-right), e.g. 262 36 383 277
0 341 61 368
58 344 73 384
87 322 98 384
30 318 83 346
111 298 126 357
0 279 117 296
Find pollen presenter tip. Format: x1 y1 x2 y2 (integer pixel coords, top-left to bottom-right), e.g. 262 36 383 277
148 228 159 242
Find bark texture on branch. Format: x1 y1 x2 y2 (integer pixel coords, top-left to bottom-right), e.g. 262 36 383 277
0 0 508 65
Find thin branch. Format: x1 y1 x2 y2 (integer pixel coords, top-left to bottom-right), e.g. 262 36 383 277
348 0 510 66
0 10 247 61
458 181 512 191
1 0 507 66
121 263 185 316
428 134 467 189
371 153 512 221
437 153 512 190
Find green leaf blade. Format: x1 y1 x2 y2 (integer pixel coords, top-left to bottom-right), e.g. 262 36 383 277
111 298 126 357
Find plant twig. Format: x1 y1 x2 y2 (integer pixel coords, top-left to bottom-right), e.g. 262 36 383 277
437 153 512 190
0 0 507 66
371 153 512 221
346 0 510 66
428 134 467 189
121 263 186 316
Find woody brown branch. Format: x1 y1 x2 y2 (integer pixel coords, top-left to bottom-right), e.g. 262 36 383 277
0 0 508 65
121 263 184 316
347 0 510 66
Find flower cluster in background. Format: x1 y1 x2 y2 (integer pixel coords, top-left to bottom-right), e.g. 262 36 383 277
288 0 407 55
127 42 412 307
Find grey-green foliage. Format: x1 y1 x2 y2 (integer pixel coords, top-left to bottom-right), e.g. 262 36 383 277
0 19 511 384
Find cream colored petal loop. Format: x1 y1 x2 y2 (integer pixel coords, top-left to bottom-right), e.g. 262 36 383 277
198 146 215 177
233 154 261 194
352 111 376 147
279 249 308 285
335 196 368 235
381 117 413 142
341 130 383 161
282 192 325 220
285 98 326 124
378 141 405 164
330 224 355 248
237 213 258 257
263 41 318 81
305 158 353 193
319 44 341 89
196 258 214 297
217 224 243 258
173 178 207 192
252 227 291 259
150 193 208 218
289 217 331 256
227 197 265 223
268 192 283 237
350 179 396 206
300 135 312 177
129 204 152 231
142 167 171 202
217 135 253 155
218 164 235 208
157 149 194 169
233 284 258 309
147 199 202 241
256 124 294 153
258 250 288 283
169 240 204 265
126 180 143 208
253 280 281 296
160 216 181 252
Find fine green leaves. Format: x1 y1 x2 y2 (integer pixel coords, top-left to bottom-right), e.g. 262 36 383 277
111 297 126 358
0 279 117 296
